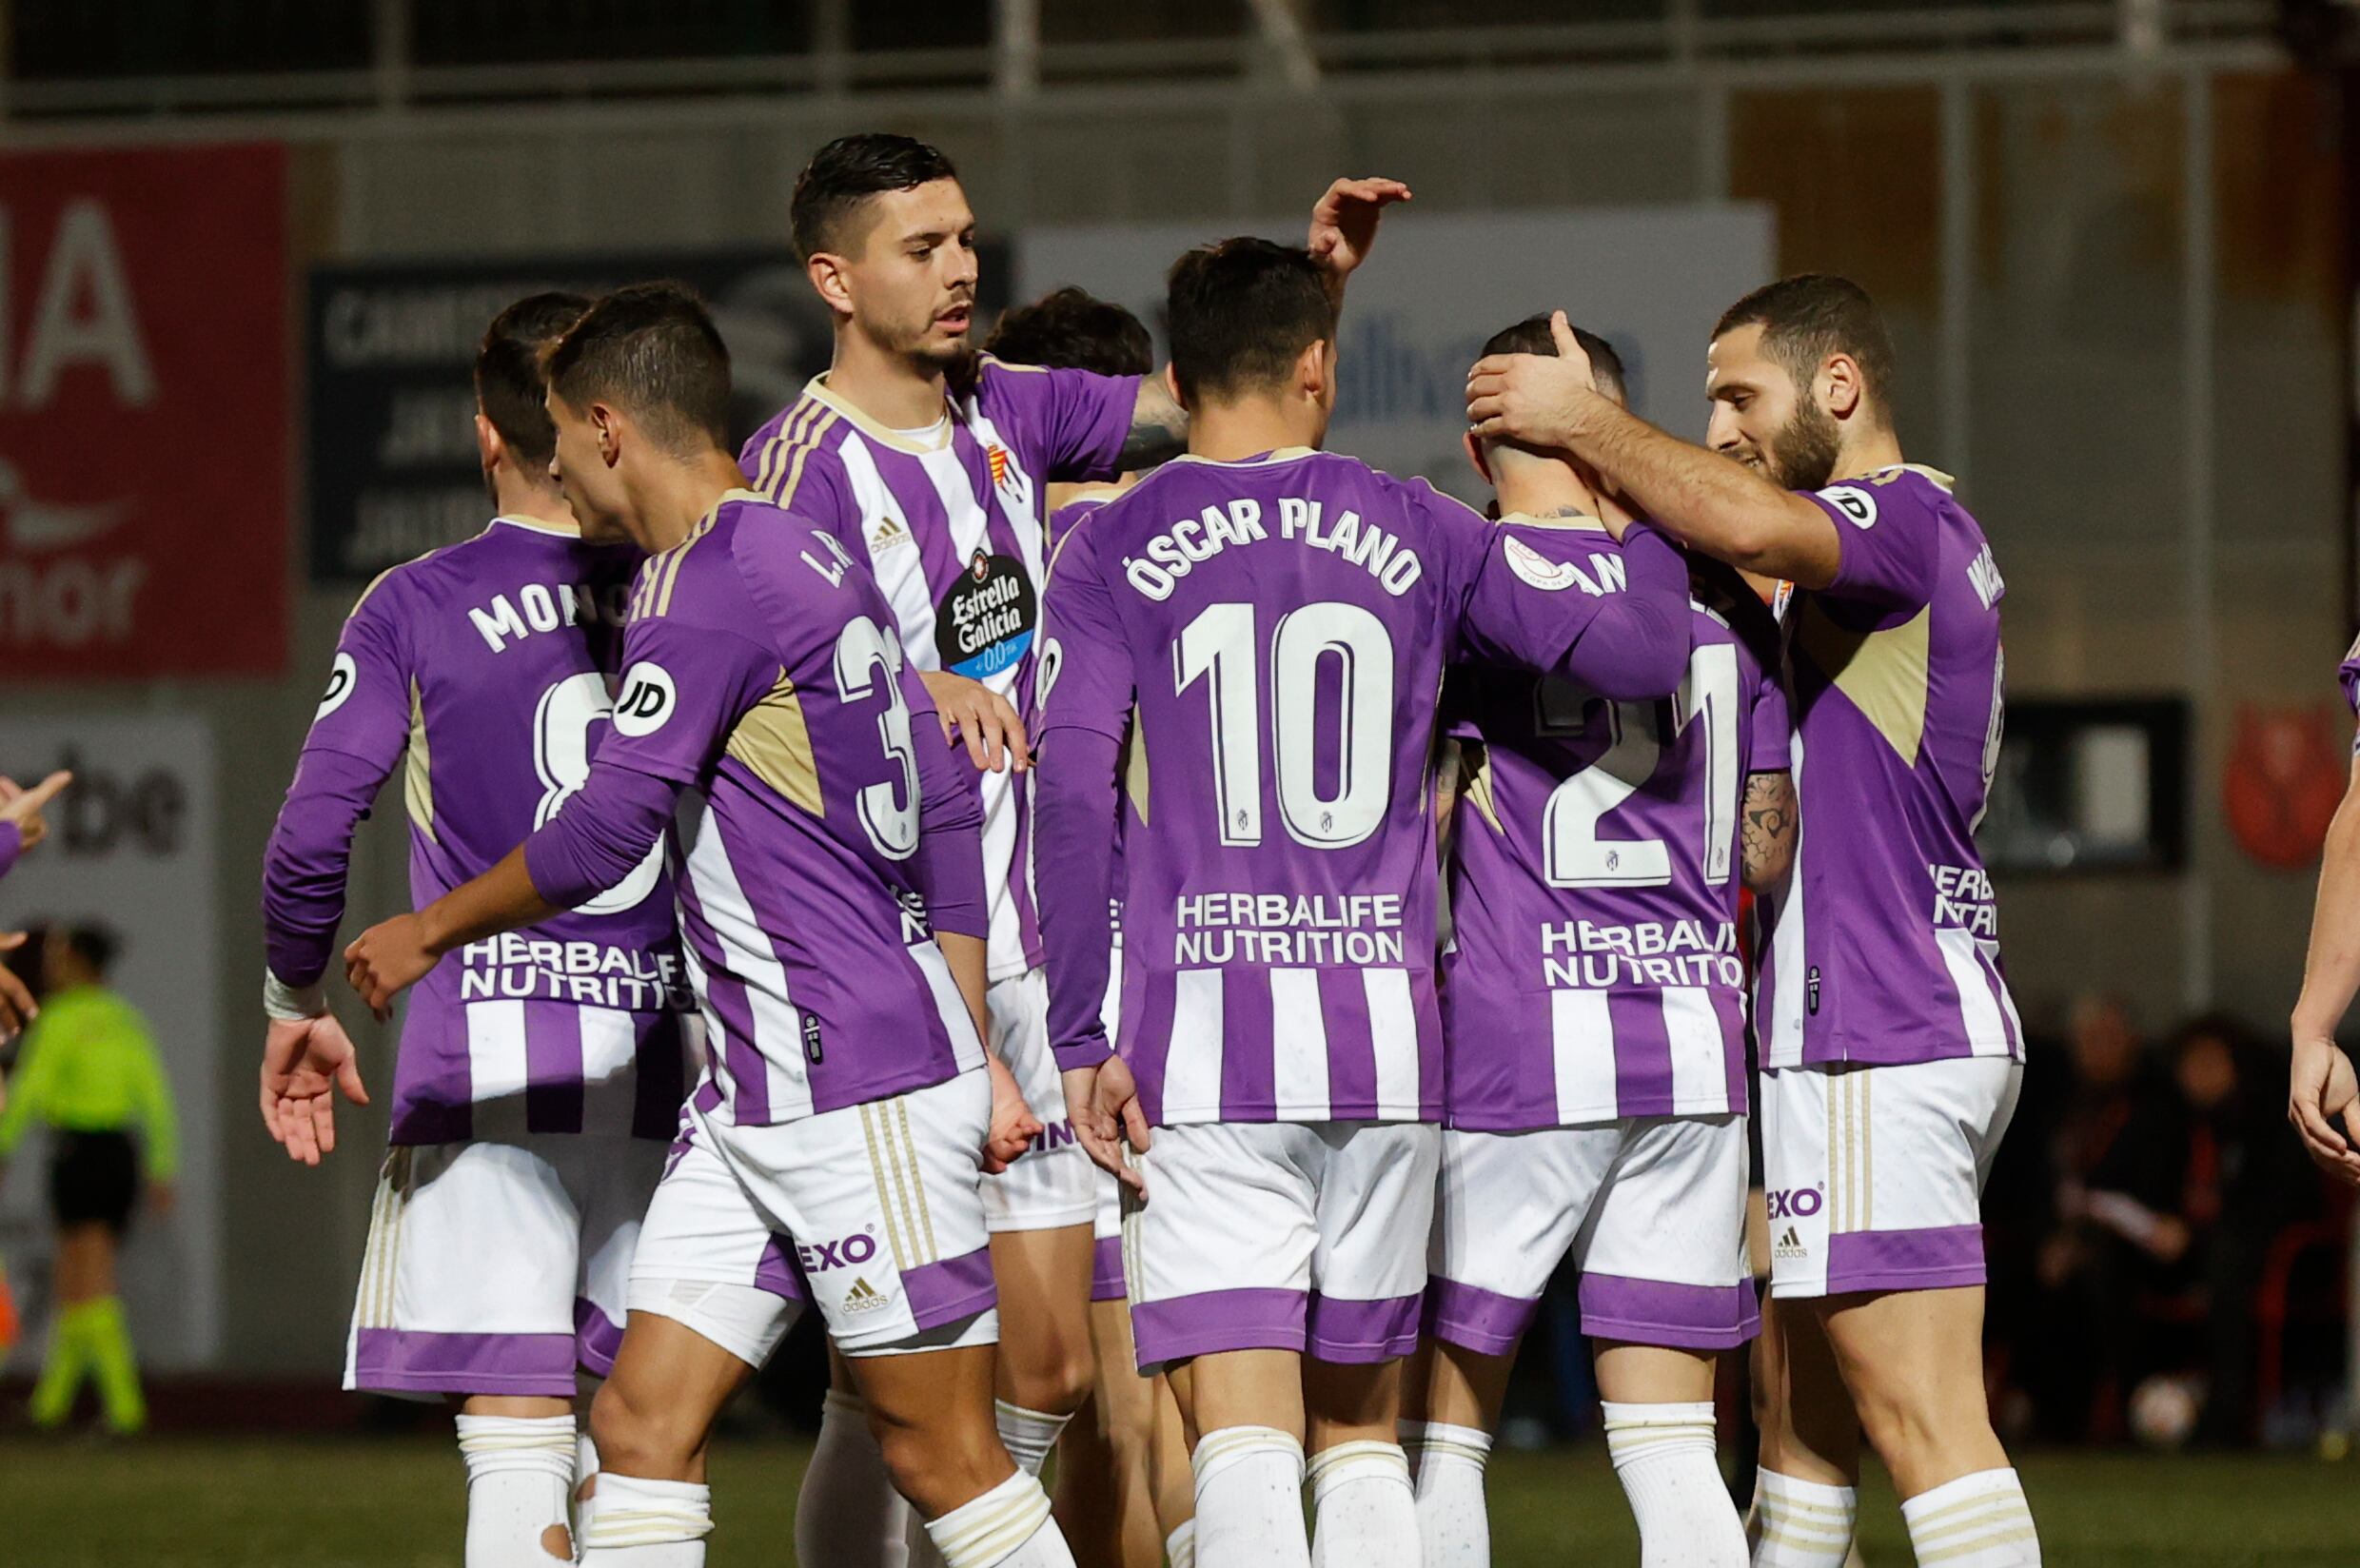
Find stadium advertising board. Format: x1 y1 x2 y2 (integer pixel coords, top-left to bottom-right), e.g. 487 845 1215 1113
1018 207 1775 500
306 243 1011 586
0 715 221 1369
0 145 289 678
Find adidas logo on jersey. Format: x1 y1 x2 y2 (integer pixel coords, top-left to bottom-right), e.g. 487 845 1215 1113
842 1277 892 1315
869 516 913 557
1774 1226 1808 1262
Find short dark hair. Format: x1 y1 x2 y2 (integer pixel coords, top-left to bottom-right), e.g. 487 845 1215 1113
478 291 590 473
63 923 119 978
984 286 1153 378
1480 313 1627 402
1712 273 1896 422
1166 238 1334 405
792 133 960 264
544 282 732 455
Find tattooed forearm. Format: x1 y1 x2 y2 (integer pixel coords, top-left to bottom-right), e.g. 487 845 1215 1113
1740 771 1797 892
1118 376 1189 469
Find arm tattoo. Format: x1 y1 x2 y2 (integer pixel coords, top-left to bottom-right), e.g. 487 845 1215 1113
1117 377 1189 469
1740 772 1797 892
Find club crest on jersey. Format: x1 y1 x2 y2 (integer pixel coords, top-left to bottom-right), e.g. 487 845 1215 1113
987 443 1013 491
934 549 1036 679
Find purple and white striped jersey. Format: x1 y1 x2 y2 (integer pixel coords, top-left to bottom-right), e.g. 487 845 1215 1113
1442 545 1790 1130
2339 636 2360 749
541 491 990 1128
1033 448 1694 1127
738 359 1139 983
264 517 692 1146
1755 465 2023 1070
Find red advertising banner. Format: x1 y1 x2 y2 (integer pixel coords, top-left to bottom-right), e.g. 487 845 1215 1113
0 144 287 678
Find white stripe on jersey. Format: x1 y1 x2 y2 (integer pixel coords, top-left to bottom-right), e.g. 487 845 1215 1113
1163 970 1226 1117
580 1006 639 1137
466 1000 529 1135
1550 989 1615 1125
1664 988 1729 1113
1366 969 1421 1120
684 798 816 1122
1934 927 2015 1058
968 407 1051 589
838 434 942 657
1269 968 1331 1118
912 937 989 1078
1763 727 1808 1070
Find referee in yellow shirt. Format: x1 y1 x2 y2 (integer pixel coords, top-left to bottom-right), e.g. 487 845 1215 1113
0 924 177 1434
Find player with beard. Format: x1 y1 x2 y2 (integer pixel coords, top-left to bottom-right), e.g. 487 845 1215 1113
1467 283 2036 1568
742 134 1406 1568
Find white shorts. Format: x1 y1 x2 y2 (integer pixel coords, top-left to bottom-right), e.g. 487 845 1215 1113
1760 1058 2022 1299
980 969 1097 1233
1091 1169 1128 1303
1428 1115 1757 1356
1126 1120 1437 1371
629 1070 1001 1359
345 1135 666 1399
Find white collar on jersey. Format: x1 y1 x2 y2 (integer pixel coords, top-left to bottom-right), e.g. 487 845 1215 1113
800 374 956 456
1167 445 1319 468
1867 461 1957 492
488 514 582 539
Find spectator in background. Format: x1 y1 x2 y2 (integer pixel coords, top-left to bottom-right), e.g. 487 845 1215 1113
0 924 177 1436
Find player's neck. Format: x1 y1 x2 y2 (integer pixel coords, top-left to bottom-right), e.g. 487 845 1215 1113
1490 473 1602 524
1047 475 1135 513
825 325 951 430
1829 425 1905 484
629 450 753 554
492 476 579 534
1186 396 1321 464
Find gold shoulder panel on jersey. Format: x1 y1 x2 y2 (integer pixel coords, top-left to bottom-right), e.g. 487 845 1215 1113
1793 598 1932 766
403 676 438 843
1456 741 1505 836
344 562 406 623
646 505 727 620
752 397 828 496
723 669 823 816
1122 713 1150 826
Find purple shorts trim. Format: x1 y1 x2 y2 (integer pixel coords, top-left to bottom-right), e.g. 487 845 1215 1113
1826 1224 1985 1295
1092 1236 1126 1303
1132 1287 1307 1367
1308 1291 1423 1362
905 1245 998 1331
754 1234 814 1304
1424 1277 1539 1357
351 1328 580 1399
574 1300 624 1378
1578 1273 1759 1350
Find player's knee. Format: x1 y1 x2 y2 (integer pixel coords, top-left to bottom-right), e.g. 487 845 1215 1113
1004 1332 1097 1416
588 1376 704 1478
1845 1367 1962 1469
869 1395 1008 1511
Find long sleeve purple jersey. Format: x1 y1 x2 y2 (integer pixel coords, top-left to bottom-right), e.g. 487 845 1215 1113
1441 544 1790 1130
738 357 1139 983
262 517 692 1145
527 491 991 1130
1032 446 1693 1127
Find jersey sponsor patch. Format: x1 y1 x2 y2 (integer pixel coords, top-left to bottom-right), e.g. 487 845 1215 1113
614 660 678 736
1819 485 1878 528
315 651 359 719
1503 534 1583 592
934 549 1036 678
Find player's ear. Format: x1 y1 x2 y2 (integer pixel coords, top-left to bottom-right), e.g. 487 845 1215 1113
474 412 504 475
591 403 624 469
1462 428 1493 489
1162 361 1190 416
807 252 856 321
1298 338 1332 402
1820 352 1863 421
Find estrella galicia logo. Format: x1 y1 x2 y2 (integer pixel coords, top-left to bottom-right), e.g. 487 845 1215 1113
314 651 359 721
797 1227 880 1274
934 549 1035 679
614 661 677 736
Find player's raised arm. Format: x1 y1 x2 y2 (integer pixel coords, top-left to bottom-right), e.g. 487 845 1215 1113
2291 751 2360 1184
0 770 70 878
1307 174 1412 308
1447 500 1693 702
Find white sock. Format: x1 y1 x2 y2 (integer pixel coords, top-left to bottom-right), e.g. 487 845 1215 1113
995 1399 1075 1477
799 1390 912 1568
1402 1420 1491 1568
1749 1469 1857 1568
922 1469 1077 1568
1192 1426 1308 1568
1166 1519 1198 1568
1602 1401 1744 1568
1901 1468 2039 1567
579 1472 712 1566
1307 1440 1417 1568
455 1413 576 1567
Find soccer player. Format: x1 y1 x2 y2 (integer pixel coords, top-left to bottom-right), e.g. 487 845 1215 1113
1405 317 1794 1568
259 292 693 1566
1467 285 2036 1566
740 131 1407 1565
2288 638 2360 1186
0 770 70 1039
0 924 177 1436
345 283 1074 1568
984 285 1195 1568
1032 239 1693 1568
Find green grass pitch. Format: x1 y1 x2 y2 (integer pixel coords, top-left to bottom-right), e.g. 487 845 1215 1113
5 1438 2358 1566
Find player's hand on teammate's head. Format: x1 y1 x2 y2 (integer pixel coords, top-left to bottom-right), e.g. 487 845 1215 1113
1307 176 1413 284
1465 309 1603 448
0 770 71 853
344 913 438 1022
261 1012 370 1166
982 1049 1043 1175
917 669 1032 774
2288 1032 2360 1186
0 939 35 1040
1063 1062 1150 1196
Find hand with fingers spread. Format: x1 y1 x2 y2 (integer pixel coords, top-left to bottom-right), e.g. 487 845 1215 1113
261 1012 370 1166
1063 1060 1150 1197
0 933 37 1041
1464 308 1606 449
2289 1031 2360 1186
1307 175 1413 294
919 669 1031 775
0 770 71 867
344 913 439 1021
983 1049 1044 1175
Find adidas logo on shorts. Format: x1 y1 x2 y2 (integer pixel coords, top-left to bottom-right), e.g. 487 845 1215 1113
842 1276 893 1315
1774 1225 1808 1262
